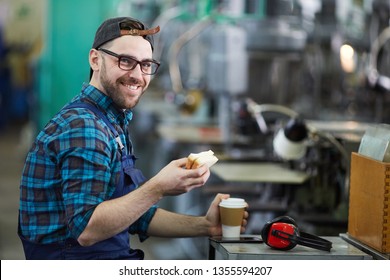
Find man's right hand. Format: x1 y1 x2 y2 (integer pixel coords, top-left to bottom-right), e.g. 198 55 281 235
150 158 211 196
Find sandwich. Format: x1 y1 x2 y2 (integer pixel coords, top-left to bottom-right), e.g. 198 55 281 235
186 150 219 169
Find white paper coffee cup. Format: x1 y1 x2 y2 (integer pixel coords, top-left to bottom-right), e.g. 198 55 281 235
219 198 246 238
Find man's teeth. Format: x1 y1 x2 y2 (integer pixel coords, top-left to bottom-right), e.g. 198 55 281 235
126 85 138 90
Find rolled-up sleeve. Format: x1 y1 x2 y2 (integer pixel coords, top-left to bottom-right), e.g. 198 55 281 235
129 205 158 242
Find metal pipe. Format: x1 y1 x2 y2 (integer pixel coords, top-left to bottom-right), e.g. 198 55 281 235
168 17 214 93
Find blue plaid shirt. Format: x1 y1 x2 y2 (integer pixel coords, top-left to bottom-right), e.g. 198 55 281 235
19 83 157 244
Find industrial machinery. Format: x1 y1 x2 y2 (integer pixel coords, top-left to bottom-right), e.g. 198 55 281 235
111 0 390 259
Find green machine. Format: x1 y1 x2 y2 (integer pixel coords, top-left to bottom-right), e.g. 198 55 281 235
36 0 120 129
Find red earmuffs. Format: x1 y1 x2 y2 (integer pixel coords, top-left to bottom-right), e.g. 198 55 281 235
261 216 332 251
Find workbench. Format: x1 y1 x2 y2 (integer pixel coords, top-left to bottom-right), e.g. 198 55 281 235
208 235 372 260
340 233 390 260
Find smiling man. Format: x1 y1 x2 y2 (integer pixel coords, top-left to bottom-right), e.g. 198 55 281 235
18 17 249 260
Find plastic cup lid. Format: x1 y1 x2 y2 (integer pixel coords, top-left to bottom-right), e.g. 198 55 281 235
219 198 246 208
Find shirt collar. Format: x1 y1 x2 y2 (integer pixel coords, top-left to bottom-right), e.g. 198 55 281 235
79 83 133 125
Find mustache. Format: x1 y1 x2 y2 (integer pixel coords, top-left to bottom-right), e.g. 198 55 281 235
119 76 145 87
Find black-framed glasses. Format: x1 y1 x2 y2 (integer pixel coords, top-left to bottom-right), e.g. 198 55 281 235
98 48 160 75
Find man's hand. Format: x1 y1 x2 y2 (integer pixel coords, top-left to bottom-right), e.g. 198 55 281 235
150 158 211 196
205 193 249 237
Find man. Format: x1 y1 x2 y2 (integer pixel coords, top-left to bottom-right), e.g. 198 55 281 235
18 17 248 260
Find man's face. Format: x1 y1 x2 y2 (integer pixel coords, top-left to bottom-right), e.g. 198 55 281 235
91 35 153 110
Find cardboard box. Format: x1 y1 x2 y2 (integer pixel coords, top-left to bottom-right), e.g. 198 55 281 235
348 152 390 253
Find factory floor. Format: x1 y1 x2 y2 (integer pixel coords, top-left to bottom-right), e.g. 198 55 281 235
0 124 25 259
0 123 209 260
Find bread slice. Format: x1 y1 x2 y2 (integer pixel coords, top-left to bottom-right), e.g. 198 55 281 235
186 150 218 169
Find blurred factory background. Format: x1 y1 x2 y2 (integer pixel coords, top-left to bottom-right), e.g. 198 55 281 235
1 0 390 259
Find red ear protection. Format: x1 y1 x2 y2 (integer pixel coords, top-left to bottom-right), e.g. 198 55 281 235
266 222 299 250
261 216 332 251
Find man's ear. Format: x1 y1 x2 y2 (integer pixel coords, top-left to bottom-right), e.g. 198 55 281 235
89 49 100 72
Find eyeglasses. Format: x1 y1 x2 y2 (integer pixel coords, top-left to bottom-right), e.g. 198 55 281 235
98 48 160 75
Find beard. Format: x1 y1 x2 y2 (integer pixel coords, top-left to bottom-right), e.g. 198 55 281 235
100 60 144 110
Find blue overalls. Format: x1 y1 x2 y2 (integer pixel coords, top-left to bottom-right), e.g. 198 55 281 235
19 102 147 259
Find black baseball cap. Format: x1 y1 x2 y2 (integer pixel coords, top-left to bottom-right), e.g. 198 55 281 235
90 17 160 79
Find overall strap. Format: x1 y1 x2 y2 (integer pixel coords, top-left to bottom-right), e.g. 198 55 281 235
64 102 125 151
